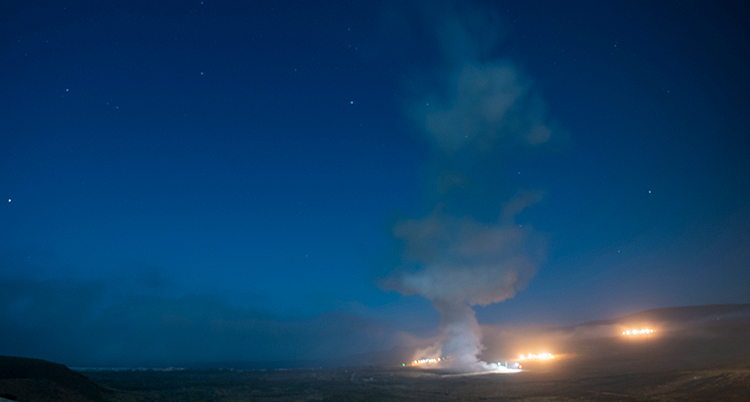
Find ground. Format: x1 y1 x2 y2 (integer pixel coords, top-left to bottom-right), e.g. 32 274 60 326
81 365 750 402
3 305 750 401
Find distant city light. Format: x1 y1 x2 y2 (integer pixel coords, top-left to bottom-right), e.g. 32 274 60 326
622 328 654 336
518 353 554 361
411 357 441 366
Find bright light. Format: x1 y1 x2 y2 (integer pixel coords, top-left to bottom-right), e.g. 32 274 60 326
518 352 554 361
411 357 441 366
622 328 654 336
495 362 522 373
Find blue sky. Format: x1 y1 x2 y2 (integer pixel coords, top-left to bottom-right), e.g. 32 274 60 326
1 0 748 367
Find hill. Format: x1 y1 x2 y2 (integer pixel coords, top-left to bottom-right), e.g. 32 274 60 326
0 356 114 402
580 303 750 327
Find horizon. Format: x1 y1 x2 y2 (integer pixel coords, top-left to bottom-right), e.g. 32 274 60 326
46 302 750 370
2 0 749 369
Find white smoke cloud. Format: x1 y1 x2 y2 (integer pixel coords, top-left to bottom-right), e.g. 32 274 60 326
393 207 540 307
383 1 557 372
388 201 545 371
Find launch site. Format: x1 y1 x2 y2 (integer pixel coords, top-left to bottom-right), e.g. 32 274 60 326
2 0 748 400
2 304 749 401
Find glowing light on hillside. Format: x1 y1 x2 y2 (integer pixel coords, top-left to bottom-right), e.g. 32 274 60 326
622 328 654 336
518 353 554 361
412 357 441 366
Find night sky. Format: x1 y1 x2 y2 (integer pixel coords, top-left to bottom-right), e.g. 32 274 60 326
1 0 748 368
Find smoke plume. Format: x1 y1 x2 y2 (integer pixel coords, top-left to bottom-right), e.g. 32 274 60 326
384 1 556 371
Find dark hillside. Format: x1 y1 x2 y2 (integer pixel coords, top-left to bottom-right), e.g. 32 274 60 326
0 356 113 402
581 304 750 327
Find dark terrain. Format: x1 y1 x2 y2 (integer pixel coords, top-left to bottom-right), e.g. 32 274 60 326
2 304 749 401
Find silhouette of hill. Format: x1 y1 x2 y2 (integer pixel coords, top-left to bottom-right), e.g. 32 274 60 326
0 356 113 402
578 303 750 327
